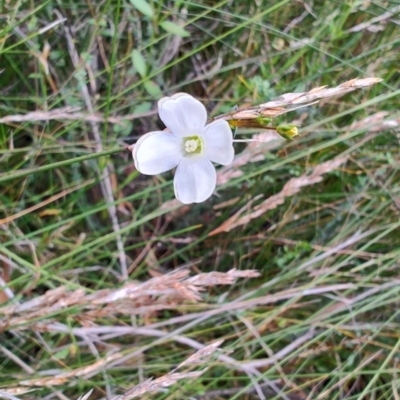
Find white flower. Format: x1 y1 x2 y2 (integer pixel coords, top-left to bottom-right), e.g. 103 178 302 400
133 93 235 204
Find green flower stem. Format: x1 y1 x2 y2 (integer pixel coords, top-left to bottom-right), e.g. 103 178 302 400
0 147 124 184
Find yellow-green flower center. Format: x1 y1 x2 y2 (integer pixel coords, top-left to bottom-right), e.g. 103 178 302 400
183 135 203 156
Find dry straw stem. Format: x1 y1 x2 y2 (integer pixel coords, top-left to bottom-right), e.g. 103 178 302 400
345 5 400 33
350 111 400 132
176 339 224 369
0 269 260 331
113 341 223 399
0 281 357 396
0 388 35 399
113 371 206 400
213 77 382 121
53 9 128 280
15 342 222 395
210 157 348 235
77 390 93 400
0 78 381 126
19 352 122 387
0 107 156 125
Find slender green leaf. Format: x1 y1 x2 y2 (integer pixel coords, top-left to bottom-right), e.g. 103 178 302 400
143 80 162 96
129 0 154 18
160 20 190 37
131 49 147 78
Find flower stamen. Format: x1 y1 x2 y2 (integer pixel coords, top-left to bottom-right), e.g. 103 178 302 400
183 135 203 155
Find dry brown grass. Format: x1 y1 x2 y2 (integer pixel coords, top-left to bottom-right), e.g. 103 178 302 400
0 269 260 329
211 157 348 235
0 269 259 395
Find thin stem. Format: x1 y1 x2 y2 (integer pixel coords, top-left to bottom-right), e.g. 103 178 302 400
0 147 123 184
233 139 280 143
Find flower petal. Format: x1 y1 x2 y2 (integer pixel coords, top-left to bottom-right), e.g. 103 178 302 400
174 158 216 204
158 93 208 137
202 119 235 165
133 131 182 175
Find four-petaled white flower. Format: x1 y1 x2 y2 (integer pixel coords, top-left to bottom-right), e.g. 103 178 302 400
133 93 235 204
